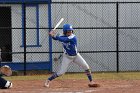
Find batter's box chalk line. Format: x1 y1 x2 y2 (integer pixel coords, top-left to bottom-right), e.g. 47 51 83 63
47 89 98 93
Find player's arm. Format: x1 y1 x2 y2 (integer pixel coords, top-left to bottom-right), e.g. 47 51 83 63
55 36 71 43
52 37 58 40
49 30 68 41
49 30 59 40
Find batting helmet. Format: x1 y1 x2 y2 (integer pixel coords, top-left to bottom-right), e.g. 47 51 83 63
63 24 74 33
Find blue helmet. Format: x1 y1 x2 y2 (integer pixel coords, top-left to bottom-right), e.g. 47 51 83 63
63 24 74 33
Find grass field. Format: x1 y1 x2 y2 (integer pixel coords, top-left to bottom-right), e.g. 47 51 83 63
4 72 140 80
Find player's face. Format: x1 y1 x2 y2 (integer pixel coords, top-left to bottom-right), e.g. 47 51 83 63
66 31 73 36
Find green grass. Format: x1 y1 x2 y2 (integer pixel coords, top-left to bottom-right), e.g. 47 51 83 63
3 72 140 81
94 72 140 80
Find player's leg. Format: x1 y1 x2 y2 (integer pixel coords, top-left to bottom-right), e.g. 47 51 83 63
73 53 99 87
73 53 92 81
0 77 12 89
45 54 73 87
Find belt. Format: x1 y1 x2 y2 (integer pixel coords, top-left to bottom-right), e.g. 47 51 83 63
65 53 77 56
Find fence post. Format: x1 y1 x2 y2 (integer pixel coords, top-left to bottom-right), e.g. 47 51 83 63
48 2 52 72
116 2 119 72
22 3 27 75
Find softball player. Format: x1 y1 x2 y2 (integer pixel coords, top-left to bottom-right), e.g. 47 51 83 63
45 24 99 88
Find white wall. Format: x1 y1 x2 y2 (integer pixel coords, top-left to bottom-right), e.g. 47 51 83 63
11 4 49 62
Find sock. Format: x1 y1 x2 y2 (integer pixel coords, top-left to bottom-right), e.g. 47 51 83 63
48 73 59 81
85 69 93 82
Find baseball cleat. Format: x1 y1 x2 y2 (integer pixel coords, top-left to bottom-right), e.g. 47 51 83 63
88 81 100 87
44 80 50 88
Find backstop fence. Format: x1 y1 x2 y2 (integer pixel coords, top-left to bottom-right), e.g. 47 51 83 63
0 1 140 75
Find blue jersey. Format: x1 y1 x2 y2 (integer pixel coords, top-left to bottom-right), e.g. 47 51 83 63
52 34 78 56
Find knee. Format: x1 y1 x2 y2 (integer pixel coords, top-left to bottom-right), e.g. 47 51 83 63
57 72 65 77
85 69 91 75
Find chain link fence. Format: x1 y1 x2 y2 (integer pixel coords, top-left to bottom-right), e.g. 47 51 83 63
0 1 140 75
51 2 140 73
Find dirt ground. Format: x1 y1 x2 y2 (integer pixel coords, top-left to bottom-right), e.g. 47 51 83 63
0 79 140 93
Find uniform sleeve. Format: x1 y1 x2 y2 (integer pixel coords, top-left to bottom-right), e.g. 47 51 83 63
55 36 70 43
52 37 58 40
51 33 61 40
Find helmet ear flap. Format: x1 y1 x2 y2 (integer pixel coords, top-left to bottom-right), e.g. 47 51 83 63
63 30 73 35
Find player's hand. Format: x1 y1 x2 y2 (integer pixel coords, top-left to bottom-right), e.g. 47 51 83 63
49 30 56 37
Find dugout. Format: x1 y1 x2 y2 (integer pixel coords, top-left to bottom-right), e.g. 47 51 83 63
0 0 53 72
